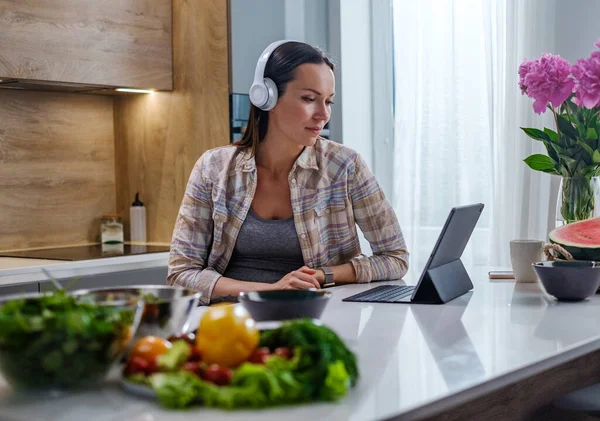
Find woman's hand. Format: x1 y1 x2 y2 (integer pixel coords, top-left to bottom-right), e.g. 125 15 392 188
271 266 320 290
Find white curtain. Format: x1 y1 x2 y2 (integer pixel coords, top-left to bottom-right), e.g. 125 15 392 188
391 0 557 273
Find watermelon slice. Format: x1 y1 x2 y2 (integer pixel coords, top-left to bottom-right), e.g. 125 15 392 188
548 217 600 261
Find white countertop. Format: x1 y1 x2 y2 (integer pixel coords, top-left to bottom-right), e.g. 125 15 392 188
0 253 170 286
0 266 598 421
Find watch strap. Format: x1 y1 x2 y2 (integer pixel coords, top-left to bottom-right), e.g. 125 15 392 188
319 266 335 287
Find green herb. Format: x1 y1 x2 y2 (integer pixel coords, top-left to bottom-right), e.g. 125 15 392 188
140 293 164 304
0 290 135 389
260 319 358 400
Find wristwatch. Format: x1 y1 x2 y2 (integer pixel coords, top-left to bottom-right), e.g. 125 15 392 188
318 266 335 288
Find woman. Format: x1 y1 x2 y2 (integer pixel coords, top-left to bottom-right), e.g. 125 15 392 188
168 41 408 305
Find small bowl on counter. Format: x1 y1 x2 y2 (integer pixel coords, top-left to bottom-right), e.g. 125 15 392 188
0 290 143 390
238 290 332 322
532 261 600 301
72 285 201 342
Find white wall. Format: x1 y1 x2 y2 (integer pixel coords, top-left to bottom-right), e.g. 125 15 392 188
555 0 600 63
303 0 329 51
327 0 374 167
230 0 330 94
230 0 286 94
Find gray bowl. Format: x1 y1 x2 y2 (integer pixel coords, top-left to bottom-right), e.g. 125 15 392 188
532 261 600 301
72 285 201 341
238 290 331 322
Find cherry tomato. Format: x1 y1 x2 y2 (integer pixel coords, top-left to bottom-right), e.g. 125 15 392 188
274 347 293 360
182 361 204 378
124 356 149 376
247 347 270 364
202 364 233 386
188 346 202 362
129 336 172 364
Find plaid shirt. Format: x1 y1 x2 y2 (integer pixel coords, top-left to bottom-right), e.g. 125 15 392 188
168 138 409 305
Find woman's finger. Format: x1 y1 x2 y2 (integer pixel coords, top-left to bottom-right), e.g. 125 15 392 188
291 271 320 288
298 266 317 274
289 277 317 290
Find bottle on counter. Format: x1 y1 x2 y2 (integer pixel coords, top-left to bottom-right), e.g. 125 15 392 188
130 192 147 244
101 214 124 244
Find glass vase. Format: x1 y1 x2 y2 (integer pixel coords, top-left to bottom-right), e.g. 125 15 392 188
555 176 600 226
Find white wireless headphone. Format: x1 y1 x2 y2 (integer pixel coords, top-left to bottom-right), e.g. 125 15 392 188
249 40 294 111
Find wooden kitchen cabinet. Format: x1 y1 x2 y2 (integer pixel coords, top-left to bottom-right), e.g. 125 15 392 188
0 0 173 90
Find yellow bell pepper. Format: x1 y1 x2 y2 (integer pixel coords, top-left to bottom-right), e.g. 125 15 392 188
196 304 259 367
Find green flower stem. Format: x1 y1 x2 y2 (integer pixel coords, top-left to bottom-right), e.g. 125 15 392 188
552 108 560 144
561 176 595 223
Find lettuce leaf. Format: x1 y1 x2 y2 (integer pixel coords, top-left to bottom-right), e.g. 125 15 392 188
126 373 151 386
156 340 191 371
150 371 203 409
149 355 305 409
321 361 350 401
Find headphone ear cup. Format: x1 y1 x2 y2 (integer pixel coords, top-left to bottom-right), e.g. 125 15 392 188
261 78 279 111
249 82 268 109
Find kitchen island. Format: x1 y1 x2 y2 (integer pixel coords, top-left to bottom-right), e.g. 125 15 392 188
0 266 599 420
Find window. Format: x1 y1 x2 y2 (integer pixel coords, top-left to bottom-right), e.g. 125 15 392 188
377 0 557 270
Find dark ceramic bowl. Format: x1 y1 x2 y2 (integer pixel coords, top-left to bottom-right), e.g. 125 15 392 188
532 261 600 301
238 290 332 321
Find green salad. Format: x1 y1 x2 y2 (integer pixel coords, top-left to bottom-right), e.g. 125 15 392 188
126 319 359 410
0 290 136 389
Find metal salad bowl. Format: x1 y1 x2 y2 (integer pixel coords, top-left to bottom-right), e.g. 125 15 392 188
0 290 143 390
71 285 201 342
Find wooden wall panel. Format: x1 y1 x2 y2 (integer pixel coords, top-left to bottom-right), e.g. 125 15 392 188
0 90 115 251
114 0 230 243
0 0 173 90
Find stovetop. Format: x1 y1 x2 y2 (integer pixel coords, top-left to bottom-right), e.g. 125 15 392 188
0 244 171 261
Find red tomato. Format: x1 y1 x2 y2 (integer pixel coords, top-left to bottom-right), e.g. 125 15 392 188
247 347 270 364
182 361 204 378
129 336 171 364
188 347 202 362
124 356 149 376
202 364 233 386
145 358 158 375
274 347 293 360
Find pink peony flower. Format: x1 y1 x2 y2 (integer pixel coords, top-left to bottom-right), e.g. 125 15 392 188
518 59 535 93
521 53 574 114
571 40 600 109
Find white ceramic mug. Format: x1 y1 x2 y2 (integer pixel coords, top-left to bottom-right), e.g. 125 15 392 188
510 240 545 283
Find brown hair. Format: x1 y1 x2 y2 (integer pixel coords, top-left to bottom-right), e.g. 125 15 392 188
235 42 335 155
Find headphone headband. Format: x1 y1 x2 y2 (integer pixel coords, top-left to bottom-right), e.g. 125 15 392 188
249 40 296 111
251 40 291 86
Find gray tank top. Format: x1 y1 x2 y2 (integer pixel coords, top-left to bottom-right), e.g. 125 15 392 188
222 208 305 283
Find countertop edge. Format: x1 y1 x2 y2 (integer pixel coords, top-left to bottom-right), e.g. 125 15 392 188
0 252 170 286
394 337 600 421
